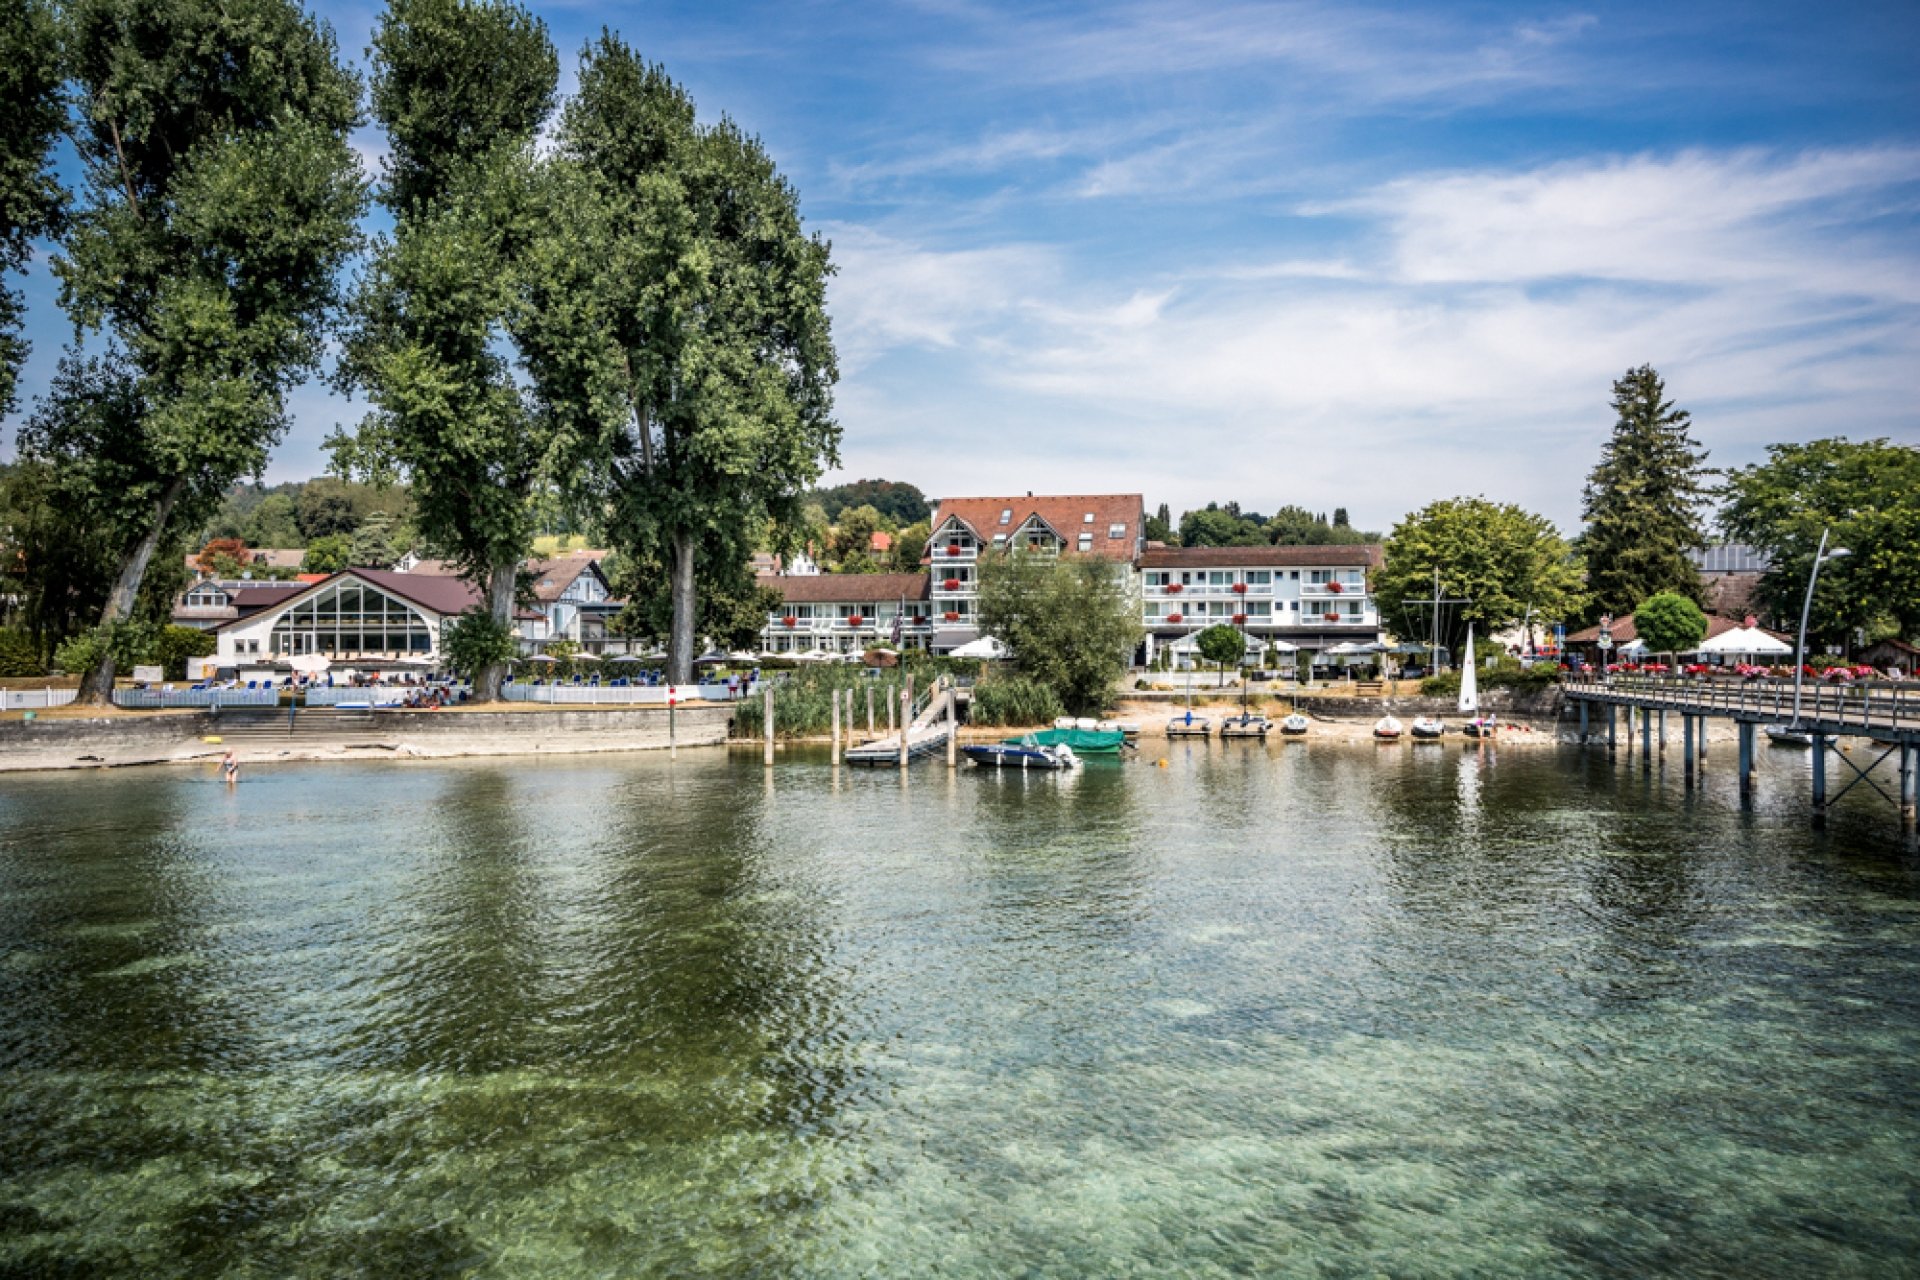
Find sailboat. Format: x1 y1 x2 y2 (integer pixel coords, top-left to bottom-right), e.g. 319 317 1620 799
1459 625 1494 738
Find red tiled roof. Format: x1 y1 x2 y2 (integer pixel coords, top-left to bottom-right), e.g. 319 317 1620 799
1139 544 1382 569
756 573 930 603
931 494 1143 560
527 553 608 603
1563 612 1785 645
213 569 541 630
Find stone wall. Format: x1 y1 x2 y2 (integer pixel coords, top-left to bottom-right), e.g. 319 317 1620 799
0 704 734 773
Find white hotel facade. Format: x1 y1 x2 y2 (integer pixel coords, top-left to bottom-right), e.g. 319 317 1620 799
758 492 1386 665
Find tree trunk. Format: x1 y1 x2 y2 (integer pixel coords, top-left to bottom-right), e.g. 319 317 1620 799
668 529 696 686
78 475 186 706
473 560 517 703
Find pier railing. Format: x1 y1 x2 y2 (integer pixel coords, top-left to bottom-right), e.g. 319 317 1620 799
1565 673 1920 733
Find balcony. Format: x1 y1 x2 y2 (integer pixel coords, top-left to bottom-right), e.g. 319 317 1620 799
936 543 979 562
1300 582 1366 599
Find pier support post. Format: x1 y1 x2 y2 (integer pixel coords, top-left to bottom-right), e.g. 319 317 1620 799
867 686 875 735
1658 709 1667 755
1811 734 1828 828
1607 704 1617 754
1641 705 1652 762
1738 722 1755 805
763 682 775 766
831 688 841 765
900 676 913 770
1683 714 1695 787
1579 701 1589 744
1901 743 1916 834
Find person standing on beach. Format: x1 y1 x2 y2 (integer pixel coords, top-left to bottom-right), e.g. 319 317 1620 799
222 752 239 785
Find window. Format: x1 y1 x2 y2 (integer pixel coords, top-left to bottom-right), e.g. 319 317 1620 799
1245 570 1271 587
1109 523 1126 538
268 578 435 657
1077 534 1093 551
999 508 1012 525
1083 512 1094 524
993 534 1007 546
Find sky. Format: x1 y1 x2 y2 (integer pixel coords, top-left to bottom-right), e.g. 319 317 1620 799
6 0 1919 533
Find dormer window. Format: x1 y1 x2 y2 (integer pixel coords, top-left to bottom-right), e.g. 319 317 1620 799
999 508 1012 524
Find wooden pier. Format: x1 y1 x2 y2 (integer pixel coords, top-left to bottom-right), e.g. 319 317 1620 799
1564 674 1920 833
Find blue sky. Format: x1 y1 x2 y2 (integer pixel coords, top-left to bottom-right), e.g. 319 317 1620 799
7 0 1918 531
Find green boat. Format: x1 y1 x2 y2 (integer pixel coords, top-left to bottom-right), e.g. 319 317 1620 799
1006 727 1127 753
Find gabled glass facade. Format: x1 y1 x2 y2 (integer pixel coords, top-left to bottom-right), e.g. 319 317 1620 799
268 579 434 656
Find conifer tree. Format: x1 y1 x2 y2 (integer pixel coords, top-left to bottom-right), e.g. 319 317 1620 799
1580 365 1712 617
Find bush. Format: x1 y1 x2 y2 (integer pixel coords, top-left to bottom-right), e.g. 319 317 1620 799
154 625 216 680
733 664 901 739
1420 656 1563 698
967 675 1063 727
53 621 161 677
0 629 44 677
441 609 519 680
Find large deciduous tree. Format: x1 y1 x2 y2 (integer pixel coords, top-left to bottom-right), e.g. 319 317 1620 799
1375 497 1587 661
336 0 561 701
47 0 365 703
1720 438 1920 647
976 549 1142 715
1633 592 1708 659
518 36 838 684
0 0 66 418
1580 365 1712 617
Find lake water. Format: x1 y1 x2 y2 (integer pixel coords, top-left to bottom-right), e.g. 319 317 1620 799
2 742 1917 1277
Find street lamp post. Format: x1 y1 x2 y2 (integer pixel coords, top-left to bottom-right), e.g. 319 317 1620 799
1791 528 1849 727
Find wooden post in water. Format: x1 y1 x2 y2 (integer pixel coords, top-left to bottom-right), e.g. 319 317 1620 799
1900 742 1916 835
1811 734 1828 828
1641 704 1652 762
831 687 841 765
1607 703 1617 754
763 682 775 766
1658 708 1667 754
899 675 913 769
1682 714 1695 787
867 685 875 735
887 685 896 734
946 681 958 768
1578 700 1589 743
1738 722 1755 804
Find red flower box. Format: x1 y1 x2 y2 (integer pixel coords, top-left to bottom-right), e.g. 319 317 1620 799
944 611 959 621
1165 583 1183 594
1328 581 1344 594
1231 582 1248 594
1166 612 1183 624
1322 612 1340 622
1232 613 1247 624
847 614 864 627
945 545 963 556
943 578 960 590
782 616 797 628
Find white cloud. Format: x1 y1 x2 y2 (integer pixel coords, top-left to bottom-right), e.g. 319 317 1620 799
827 146 1920 528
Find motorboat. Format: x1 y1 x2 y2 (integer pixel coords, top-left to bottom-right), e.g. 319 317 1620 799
1013 727 1127 754
1166 710 1212 738
1373 715 1404 741
1219 713 1273 739
963 736 1079 770
1279 713 1311 737
1765 724 1813 748
1410 716 1445 740
1095 719 1142 741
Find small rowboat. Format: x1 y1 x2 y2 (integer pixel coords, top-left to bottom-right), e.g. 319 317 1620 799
1219 713 1273 739
1373 715 1404 741
1279 713 1310 737
1166 711 1212 738
1410 716 1444 740
963 737 1079 770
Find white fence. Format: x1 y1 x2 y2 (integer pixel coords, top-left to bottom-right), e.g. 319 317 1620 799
110 687 282 709
2 688 79 710
302 686 416 707
500 681 751 705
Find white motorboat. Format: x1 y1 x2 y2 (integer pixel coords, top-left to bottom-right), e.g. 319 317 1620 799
1410 716 1445 740
1279 713 1311 737
1373 715 1404 741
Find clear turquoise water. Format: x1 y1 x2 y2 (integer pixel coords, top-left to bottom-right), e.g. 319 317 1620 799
1 743 1917 1277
